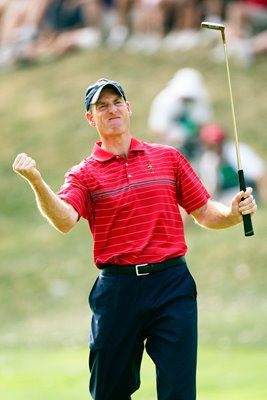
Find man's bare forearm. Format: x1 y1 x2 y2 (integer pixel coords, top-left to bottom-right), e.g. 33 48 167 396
29 177 78 232
13 153 78 233
191 200 240 229
191 188 257 230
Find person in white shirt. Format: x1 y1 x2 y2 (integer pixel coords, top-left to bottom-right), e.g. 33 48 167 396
148 68 213 165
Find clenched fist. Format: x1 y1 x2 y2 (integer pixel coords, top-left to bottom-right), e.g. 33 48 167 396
12 153 42 184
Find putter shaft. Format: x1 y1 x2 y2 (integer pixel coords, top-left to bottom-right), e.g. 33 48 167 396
221 40 242 170
201 21 254 236
201 21 240 168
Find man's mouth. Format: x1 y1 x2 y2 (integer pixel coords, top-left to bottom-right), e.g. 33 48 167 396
109 116 120 121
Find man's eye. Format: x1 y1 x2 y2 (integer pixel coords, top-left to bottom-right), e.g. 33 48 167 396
98 105 106 111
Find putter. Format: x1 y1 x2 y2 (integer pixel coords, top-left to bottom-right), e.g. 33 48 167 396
201 21 254 237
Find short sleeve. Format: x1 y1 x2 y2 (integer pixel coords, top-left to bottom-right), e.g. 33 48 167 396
176 152 210 213
57 170 92 220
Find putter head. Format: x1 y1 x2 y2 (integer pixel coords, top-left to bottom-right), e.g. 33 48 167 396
201 21 225 42
201 21 225 31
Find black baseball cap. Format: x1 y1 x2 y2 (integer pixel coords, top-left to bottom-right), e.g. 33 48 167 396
84 78 126 111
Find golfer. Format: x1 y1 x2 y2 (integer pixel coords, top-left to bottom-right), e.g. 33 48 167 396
13 78 257 400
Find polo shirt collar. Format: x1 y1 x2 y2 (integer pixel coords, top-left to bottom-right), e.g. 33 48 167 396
92 137 145 162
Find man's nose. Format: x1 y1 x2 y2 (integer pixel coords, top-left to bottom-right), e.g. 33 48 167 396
108 103 118 113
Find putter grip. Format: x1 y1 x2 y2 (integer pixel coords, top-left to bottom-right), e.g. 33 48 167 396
238 169 254 236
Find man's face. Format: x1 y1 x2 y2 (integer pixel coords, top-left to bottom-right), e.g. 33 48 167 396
86 88 131 138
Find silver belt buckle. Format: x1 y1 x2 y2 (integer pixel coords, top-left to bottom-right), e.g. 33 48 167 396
135 263 149 276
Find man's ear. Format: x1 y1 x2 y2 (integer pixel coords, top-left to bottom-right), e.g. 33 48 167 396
85 112 96 126
126 101 132 116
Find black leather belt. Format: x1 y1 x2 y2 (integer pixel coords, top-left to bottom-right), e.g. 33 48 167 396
100 256 186 276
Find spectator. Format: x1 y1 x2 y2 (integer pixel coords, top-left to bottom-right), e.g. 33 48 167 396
101 0 117 39
225 0 267 39
125 0 167 54
21 0 102 63
106 1 219 54
212 0 267 64
213 26 267 64
106 0 170 53
161 0 227 51
202 0 225 24
105 0 131 49
148 68 213 164
234 27 267 62
199 123 267 204
0 0 103 68
163 0 204 51
0 0 51 68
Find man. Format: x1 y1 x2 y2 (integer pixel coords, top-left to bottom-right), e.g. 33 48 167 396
13 78 257 400
199 123 267 205
148 68 213 164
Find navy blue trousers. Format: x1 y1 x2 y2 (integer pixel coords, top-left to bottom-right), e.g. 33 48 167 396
88 261 198 400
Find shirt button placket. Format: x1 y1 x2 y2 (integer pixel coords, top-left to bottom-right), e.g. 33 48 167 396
125 161 132 180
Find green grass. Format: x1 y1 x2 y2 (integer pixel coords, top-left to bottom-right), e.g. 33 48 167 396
1 44 267 398
1 346 266 399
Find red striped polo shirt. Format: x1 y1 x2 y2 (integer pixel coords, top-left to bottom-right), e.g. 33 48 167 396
57 137 210 267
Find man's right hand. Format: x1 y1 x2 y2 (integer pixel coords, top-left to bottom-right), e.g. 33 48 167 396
12 153 42 184
12 153 79 232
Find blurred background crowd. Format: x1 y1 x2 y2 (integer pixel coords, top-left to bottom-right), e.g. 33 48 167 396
1 0 267 69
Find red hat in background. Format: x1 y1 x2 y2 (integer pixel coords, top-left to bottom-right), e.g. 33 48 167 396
200 124 226 144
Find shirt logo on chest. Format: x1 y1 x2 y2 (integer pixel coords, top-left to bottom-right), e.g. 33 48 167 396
147 164 154 173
